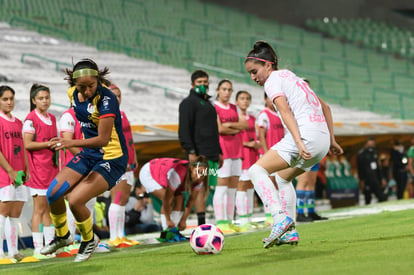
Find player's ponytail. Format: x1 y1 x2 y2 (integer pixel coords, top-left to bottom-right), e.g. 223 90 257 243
245 40 278 70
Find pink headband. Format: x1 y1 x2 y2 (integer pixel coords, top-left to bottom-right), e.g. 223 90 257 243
245 56 274 64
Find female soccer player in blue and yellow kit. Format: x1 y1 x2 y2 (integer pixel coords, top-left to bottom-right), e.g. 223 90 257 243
41 59 128 262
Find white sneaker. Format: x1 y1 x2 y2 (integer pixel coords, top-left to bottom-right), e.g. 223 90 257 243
74 234 99 262
40 233 74 255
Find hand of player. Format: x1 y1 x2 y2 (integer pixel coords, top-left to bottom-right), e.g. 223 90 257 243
297 140 312 160
329 140 344 155
177 220 186 231
49 137 72 150
166 219 175 229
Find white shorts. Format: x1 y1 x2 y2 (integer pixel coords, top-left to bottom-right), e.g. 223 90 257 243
139 162 163 193
29 187 47 197
0 185 28 202
118 170 135 186
239 169 250 181
271 130 330 172
218 158 242 178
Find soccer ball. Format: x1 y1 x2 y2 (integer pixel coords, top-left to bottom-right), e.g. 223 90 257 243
190 224 224 255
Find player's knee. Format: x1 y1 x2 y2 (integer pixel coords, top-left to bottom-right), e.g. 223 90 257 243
47 179 70 204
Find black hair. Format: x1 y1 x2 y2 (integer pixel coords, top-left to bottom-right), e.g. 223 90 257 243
0 85 15 97
29 83 50 111
65 58 111 87
216 79 232 90
264 91 268 99
245 40 278 70
235 90 251 101
185 155 209 198
191 70 209 84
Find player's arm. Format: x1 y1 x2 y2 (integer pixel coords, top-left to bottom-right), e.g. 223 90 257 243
23 133 51 151
258 126 268 153
274 96 311 160
61 131 81 155
0 150 17 183
51 116 115 149
178 189 199 231
217 116 240 135
319 97 343 155
222 114 249 130
162 185 176 228
178 100 196 155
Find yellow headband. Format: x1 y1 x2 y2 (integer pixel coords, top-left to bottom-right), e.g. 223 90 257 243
72 68 98 79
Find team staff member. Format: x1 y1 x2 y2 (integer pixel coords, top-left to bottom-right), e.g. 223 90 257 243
178 70 222 226
357 137 387 204
40 59 128 262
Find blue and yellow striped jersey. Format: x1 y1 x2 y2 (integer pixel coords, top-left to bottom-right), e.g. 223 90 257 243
67 85 127 160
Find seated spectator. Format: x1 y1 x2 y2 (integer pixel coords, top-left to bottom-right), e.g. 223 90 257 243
125 182 162 235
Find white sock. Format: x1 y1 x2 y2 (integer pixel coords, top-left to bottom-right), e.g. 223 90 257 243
248 164 284 224
32 232 44 254
66 205 76 238
275 173 297 222
117 206 126 238
108 203 124 240
171 211 183 227
86 197 97 215
5 217 19 257
43 226 55 246
247 188 254 221
0 215 5 257
160 214 167 230
226 188 236 222
213 185 228 222
236 191 249 225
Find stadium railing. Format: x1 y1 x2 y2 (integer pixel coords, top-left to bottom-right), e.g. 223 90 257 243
135 29 192 59
320 54 372 83
128 79 187 99
9 17 72 41
20 53 72 72
371 87 411 119
96 41 159 62
188 62 252 83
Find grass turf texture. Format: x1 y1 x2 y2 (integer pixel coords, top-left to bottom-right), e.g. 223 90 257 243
1 208 414 275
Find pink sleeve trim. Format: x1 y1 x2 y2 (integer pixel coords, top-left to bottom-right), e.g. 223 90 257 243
270 93 286 102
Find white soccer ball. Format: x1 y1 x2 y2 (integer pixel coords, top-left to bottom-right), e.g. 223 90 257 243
190 224 224 255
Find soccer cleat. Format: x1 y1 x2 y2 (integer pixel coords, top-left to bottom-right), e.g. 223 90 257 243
263 216 294 249
216 223 235 234
120 237 140 246
276 228 299 246
296 213 313 223
40 233 74 255
308 212 328 221
228 223 242 233
108 237 124 247
12 253 25 262
73 234 99 262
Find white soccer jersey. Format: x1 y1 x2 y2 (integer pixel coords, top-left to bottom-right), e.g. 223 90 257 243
59 112 75 133
264 69 329 133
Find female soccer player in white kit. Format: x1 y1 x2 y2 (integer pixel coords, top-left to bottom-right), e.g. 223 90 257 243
245 41 343 248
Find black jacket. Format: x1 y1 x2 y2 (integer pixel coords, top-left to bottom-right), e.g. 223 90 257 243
357 147 381 183
178 89 221 161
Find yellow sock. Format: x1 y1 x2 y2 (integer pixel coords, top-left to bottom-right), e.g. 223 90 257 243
50 212 68 238
75 215 93 242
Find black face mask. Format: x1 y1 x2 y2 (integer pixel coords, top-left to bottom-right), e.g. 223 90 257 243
194 84 208 95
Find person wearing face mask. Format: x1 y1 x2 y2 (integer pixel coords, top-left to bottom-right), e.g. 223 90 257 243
389 139 408 200
178 70 223 227
357 137 388 205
